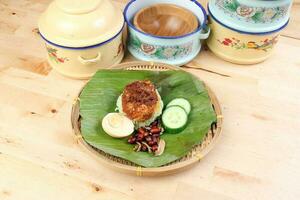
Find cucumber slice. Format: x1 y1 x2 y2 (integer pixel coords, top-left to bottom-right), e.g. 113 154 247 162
167 98 191 114
162 106 188 134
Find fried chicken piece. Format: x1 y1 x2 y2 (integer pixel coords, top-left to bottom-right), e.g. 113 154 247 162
122 80 158 122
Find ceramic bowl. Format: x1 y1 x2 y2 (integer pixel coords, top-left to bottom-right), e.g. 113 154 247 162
124 0 209 66
38 0 125 79
207 5 289 64
133 4 199 37
209 0 292 33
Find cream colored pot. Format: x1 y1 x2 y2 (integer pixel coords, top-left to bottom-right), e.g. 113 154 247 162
207 4 289 65
39 0 124 79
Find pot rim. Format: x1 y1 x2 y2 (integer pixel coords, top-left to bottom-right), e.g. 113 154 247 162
40 22 125 50
124 0 207 39
208 5 289 35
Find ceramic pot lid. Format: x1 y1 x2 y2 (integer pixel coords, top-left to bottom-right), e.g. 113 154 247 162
38 0 124 48
208 0 291 33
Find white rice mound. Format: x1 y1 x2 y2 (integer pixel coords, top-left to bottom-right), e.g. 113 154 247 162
116 90 164 128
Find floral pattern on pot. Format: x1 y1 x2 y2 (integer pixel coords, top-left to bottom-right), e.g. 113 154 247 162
129 34 193 60
218 35 279 52
216 0 289 23
46 45 69 63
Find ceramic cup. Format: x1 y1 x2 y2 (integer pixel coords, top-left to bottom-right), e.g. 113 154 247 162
124 0 209 66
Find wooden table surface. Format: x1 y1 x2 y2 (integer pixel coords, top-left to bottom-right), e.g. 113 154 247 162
1 0 300 199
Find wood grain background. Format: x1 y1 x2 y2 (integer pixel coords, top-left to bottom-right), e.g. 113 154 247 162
0 0 299 200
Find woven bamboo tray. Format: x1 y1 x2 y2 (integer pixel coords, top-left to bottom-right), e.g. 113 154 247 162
71 61 223 176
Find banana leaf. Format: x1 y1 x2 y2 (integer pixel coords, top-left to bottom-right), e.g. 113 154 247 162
79 70 216 167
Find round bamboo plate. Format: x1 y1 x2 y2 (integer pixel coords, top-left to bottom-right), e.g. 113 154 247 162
71 61 223 176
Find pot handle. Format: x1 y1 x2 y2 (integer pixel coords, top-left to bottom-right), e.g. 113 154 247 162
199 26 211 40
78 53 102 65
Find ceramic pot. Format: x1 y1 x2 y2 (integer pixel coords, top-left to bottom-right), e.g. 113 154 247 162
39 0 125 79
207 4 289 64
209 0 292 33
124 0 209 66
